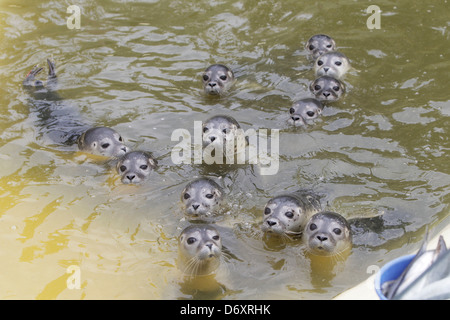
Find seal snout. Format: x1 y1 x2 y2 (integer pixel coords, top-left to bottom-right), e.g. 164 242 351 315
316 235 328 242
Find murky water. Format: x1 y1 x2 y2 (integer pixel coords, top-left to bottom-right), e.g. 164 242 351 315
0 0 448 299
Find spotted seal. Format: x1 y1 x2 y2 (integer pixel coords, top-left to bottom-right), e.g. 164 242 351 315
314 51 350 79
202 64 235 95
287 98 324 126
181 178 224 220
116 151 157 184
310 76 345 102
305 34 336 59
302 211 352 257
262 190 322 237
23 58 128 157
177 224 223 276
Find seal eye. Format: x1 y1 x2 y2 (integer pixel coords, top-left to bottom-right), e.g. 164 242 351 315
203 127 208 133
309 44 315 50
326 44 332 48
183 193 190 200
119 165 127 172
140 165 148 170
264 207 271 215
101 143 110 149
306 111 315 117
222 128 229 134
289 107 295 114
314 85 321 91
285 211 294 218
219 75 227 81
205 194 214 199
333 86 340 91
212 235 220 241
317 60 323 66
333 228 342 235
309 223 317 231
335 61 342 66
118 136 123 142
187 237 197 245
202 74 209 81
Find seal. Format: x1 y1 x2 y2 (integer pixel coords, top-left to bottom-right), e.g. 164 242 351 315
287 98 324 126
23 59 128 157
181 178 224 220
177 224 222 276
77 127 128 158
314 51 350 79
310 76 345 102
305 34 336 59
202 64 235 95
116 151 157 184
302 211 352 257
262 190 322 237
202 115 247 163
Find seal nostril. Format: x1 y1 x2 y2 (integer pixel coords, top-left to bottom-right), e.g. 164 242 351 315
323 67 329 72
192 204 200 210
267 220 277 227
323 92 330 97
126 175 135 181
210 136 216 142
317 235 328 242
292 116 301 121
208 82 217 87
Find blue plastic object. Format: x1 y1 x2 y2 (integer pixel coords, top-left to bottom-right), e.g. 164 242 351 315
374 254 415 300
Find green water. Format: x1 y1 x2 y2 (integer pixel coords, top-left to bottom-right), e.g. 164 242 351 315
0 0 448 299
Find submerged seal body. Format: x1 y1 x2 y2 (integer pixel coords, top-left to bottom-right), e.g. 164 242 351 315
288 98 324 127
305 34 336 59
202 64 235 96
310 76 345 102
178 225 223 276
303 211 352 257
23 59 128 157
116 151 157 184
314 51 350 79
181 178 224 220
262 190 322 237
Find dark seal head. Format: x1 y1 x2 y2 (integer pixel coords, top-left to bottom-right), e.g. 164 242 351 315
288 98 324 126
305 34 336 59
77 127 128 157
202 64 235 95
303 211 352 257
310 76 345 102
116 151 157 184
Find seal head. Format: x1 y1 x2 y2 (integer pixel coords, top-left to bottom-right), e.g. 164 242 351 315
288 98 324 126
178 225 222 276
202 64 235 95
116 151 157 184
314 51 350 79
262 191 321 236
310 76 345 102
303 211 352 256
305 34 336 59
77 127 128 157
181 178 224 219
